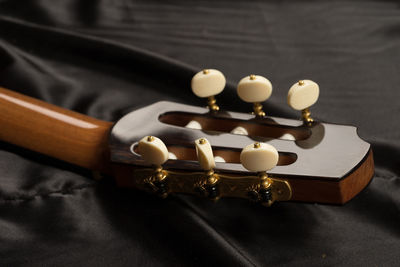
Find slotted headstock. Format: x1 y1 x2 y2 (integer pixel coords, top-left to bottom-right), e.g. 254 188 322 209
110 102 372 205
109 71 373 206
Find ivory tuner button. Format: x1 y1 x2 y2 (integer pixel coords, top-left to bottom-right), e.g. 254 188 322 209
237 75 272 103
195 138 216 170
191 69 226 98
138 136 169 166
287 80 319 110
240 142 279 172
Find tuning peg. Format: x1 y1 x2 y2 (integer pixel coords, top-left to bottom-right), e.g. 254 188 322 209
240 142 279 206
138 136 169 197
237 74 272 117
194 138 219 200
191 69 226 112
195 138 216 170
287 80 319 124
139 136 169 166
240 142 278 172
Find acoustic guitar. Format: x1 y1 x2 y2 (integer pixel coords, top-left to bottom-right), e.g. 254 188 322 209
0 69 374 206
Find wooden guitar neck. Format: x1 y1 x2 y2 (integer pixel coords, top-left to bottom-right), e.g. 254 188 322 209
0 87 112 174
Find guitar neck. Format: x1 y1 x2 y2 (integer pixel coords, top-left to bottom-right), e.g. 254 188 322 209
0 87 113 174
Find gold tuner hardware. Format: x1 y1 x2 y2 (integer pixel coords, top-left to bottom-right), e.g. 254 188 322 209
138 136 170 198
237 74 273 118
287 79 320 125
194 138 220 200
240 142 279 206
191 69 226 112
302 107 313 124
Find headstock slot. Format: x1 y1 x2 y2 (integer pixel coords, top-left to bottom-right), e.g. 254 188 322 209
159 112 311 141
131 143 297 166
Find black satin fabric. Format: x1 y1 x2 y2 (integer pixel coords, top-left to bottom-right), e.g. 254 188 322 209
0 1 399 266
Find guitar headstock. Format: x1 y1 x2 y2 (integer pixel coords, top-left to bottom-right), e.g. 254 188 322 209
109 70 373 206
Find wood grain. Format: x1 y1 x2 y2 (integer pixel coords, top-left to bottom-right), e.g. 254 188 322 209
0 87 113 173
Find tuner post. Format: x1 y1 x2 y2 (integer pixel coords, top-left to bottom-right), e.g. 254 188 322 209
191 69 226 113
301 107 313 124
194 138 220 201
207 95 219 112
257 172 273 207
253 102 265 117
237 74 272 118
152 166 168 198
287 80 319 125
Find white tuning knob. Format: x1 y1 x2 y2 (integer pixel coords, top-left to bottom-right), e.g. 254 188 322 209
195 138 216 170
237 75 273 103
287 80 319 124
287 80 319 110
138 136 169 166
240 142 278 172
191 69 226 111
191 69 226 98
237 74 272 117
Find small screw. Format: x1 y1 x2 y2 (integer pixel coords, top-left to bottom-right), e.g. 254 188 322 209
203 69 210 74
147 136 154 142
298 80 305 86
250 74 256 80
199 138 207 144
254 142 261 148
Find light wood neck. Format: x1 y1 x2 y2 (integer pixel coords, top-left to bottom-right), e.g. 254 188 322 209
0 87 113 174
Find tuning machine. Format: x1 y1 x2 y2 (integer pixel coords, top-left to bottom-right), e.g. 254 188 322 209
138 136 170 198
191 69 226 112
240 142 279 206
194 138 220 201
237 74 273 118
287 80 319 125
